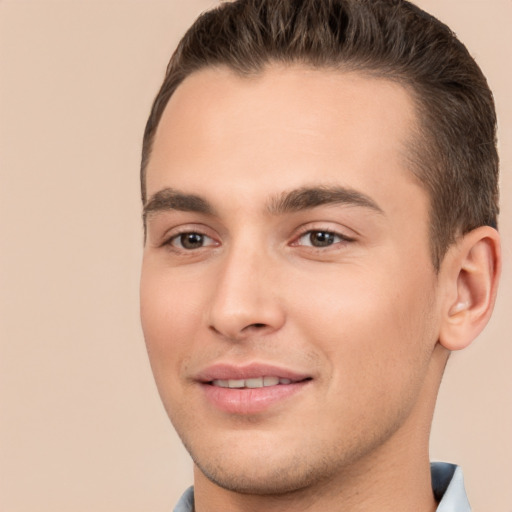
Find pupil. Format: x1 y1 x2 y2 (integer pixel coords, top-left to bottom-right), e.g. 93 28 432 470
181 233 203 249
310 231 334 247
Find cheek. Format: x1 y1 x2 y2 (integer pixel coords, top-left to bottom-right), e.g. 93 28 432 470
140 262 203 385
289 262 437 395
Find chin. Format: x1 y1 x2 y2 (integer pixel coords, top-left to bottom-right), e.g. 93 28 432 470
181 427 356 497
193 451 323 495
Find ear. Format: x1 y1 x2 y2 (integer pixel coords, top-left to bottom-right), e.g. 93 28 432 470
438 226 501 351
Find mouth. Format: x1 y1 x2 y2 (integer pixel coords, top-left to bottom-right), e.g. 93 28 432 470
197 364 313 414
210 376 305 388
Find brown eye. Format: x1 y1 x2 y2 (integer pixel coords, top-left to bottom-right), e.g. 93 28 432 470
297 230 341 248
180 233 204 249
308 231 336 247
170 232 215 250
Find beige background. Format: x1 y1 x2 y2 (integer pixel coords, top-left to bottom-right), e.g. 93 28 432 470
0 1 510 511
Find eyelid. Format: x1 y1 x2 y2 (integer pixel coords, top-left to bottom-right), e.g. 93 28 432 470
169 232 217 249
161 224 220 249
290 224 357 247
296 231 348 247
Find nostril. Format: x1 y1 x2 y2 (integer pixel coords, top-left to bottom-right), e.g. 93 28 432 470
240 322 268 333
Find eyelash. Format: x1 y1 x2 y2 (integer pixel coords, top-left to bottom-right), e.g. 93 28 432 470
163 226 354 253
164 230 218 251
292 228 355 249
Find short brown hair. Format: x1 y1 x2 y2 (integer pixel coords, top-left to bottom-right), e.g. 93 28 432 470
141 0 499 269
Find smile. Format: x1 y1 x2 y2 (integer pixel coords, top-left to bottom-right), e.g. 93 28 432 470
211 376 293 388
197 364 312 414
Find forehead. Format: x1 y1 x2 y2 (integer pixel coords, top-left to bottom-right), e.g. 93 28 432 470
146 64 420 205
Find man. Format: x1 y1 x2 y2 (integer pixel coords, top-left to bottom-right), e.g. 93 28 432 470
139 1 501 510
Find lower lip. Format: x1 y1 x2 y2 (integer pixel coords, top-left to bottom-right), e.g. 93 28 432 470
200 381 310 414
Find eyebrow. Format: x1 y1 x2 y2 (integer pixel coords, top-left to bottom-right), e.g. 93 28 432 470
143 184 384 223
143 188 215 221
267 186 384 215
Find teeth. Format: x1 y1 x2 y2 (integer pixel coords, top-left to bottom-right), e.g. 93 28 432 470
228 379 245 388
246 377 263 388
263 376 279 386
212 376 294 388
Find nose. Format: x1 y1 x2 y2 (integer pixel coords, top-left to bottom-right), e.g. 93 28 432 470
206 245 286 341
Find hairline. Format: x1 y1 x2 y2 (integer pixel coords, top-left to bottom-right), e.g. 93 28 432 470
141 60 443 267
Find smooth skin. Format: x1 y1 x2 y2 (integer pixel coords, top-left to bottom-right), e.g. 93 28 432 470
140 65 500 512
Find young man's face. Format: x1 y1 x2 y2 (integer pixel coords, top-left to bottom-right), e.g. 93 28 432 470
141 65 446 494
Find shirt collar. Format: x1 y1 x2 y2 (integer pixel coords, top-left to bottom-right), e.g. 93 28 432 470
431 462 471 512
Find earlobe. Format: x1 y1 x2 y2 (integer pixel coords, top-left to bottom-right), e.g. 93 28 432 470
439 226 501 351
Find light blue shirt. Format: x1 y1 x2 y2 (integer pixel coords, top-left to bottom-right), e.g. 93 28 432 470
173 462 470 512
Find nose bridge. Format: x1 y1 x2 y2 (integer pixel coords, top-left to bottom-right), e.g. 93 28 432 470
206 238 285 340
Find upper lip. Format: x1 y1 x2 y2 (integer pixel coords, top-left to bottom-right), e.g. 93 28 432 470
195 362 311 383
